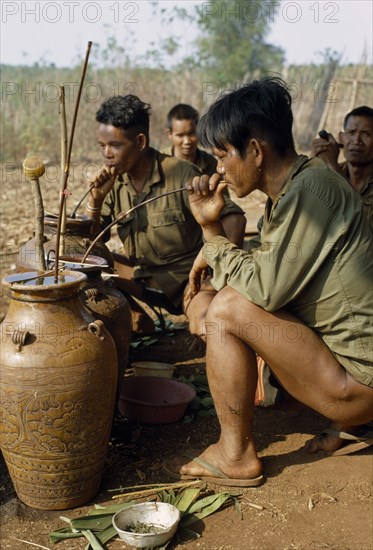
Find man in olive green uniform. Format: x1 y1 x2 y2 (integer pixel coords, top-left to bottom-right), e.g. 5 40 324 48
84 95 246 336
162 78 373 487
312 106 373 231
162 103 218 176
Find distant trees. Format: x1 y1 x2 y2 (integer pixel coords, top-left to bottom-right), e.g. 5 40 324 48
148 0 285 83
193 0 285 82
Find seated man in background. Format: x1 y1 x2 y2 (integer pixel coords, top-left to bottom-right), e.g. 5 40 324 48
312 106 373 229
84 94 246 338
162 103 218 176
162 77 373 487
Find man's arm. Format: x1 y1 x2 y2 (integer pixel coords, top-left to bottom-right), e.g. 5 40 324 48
221 213 246 248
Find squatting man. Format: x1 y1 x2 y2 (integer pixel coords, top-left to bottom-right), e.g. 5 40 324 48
161 77 373 486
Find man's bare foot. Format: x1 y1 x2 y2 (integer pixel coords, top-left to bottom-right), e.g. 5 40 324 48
305 424 354 454
165 442 263 481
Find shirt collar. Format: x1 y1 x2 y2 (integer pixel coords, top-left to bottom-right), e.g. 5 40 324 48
270 155 311 205
340 161 373 195
119 149 161 192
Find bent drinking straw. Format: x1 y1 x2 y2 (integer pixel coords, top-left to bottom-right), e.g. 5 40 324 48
81 180 228 263
82 188 188 263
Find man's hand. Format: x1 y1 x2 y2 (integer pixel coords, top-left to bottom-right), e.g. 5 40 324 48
188 248 210 296
186 173 227 240
87 165 117 204
183 275 215 312
311 133 341 170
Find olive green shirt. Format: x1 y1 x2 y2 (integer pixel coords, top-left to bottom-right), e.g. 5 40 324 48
161 146 218 176
101 149 243 305
203 156 373 387
340 161 373 232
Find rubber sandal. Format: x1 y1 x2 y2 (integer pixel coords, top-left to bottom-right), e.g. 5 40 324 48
162 451 264 487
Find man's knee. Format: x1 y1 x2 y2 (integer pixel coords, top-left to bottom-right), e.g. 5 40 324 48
205 287 256 324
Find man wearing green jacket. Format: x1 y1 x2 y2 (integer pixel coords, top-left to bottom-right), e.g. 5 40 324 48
162 77 373 486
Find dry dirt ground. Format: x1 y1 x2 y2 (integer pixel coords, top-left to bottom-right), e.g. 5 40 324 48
0 163 372 550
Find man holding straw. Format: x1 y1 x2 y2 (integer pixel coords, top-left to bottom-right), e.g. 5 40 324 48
84 94 245 337
162 77 373 486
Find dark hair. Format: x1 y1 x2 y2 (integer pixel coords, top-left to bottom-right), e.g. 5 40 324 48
197 77 295 157
343 106 373 128
96 95 151 139
166 104 199 130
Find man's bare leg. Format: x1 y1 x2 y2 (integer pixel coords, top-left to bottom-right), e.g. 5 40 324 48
173 287 373 479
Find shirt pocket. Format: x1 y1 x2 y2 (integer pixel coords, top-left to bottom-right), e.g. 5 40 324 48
147 208 187 260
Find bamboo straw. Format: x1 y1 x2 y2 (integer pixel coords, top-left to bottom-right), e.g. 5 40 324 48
70 183 94 218
82 188 187 263
81 180 227 263
53 41 92 282
58 85 68 256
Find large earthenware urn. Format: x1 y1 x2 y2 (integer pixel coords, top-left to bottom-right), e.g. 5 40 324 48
60 254 132 407
0 270 118 510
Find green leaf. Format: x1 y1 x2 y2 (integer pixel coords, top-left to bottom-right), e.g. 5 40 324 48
233 496 243 520
89 502 135 514
49 528 84 543
158 490 172 504
172 488 201 512
81 529 104 550
199 396 214 408
95 525 118 545
129 340 142 349
186 493 225 514
158 489 176 505
59 515 72 525
197 409 216 417
130 336 159 349
193 374 209 385
182 493 233 526
71 514 113 531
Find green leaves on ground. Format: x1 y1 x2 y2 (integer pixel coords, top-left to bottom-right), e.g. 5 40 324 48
179 374 216 422
129 318 185 350
49 503 135 548
158 486 242 543
49 486 240 549
130 335 159 350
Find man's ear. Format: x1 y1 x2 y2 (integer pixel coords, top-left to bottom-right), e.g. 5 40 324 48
339 130 345 145
166 128 173 140
248 138 264 167
136 133 147 151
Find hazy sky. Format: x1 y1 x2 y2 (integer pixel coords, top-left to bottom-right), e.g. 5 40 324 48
1 1 372 67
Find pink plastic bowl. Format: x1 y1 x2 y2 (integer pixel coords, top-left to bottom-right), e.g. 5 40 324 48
119 377 196 424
